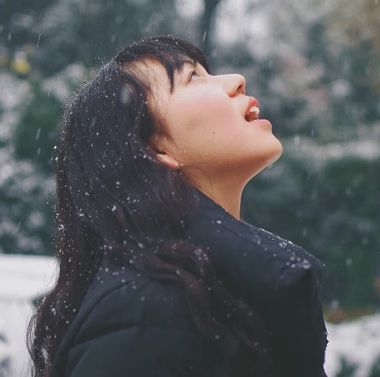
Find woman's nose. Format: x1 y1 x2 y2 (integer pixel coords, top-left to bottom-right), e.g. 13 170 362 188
218 74 246 97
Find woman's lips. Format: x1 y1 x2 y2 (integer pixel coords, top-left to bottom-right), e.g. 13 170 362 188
244 97 272 130
245 97 260 120
250 118 272 131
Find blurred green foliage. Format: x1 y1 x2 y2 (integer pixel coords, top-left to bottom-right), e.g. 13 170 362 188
369 355 380 377
335 357 359 377
13 80 60 172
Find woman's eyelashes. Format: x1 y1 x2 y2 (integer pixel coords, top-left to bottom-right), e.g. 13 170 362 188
188 70 201 82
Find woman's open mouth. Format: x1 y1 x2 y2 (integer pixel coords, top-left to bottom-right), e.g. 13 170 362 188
244 97 260 122
245 106 260 122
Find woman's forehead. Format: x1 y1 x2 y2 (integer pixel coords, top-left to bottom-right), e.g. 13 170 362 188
126 56 200 116
131 56 197 93
138 58 171 91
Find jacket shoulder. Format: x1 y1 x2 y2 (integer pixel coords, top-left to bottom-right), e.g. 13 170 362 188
185 209 326 303
53 265 240 377
72 266 196 345
184 198 329 377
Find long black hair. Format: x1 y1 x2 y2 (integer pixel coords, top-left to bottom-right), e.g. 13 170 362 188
26 34 273 377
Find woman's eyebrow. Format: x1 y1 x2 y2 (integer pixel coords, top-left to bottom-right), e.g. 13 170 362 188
177 61 196 77
174 61 197 88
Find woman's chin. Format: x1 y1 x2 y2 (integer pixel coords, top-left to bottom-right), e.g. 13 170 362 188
268 145 283 167
260 142 284 171
273 138 284 159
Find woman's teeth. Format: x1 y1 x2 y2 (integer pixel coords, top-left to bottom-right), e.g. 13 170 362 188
245 106 260 122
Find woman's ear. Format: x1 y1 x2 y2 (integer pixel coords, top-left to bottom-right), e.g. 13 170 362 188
149 135 181 170
155 151 181 170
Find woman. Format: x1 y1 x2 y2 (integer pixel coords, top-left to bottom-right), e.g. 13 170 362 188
27 34 329 377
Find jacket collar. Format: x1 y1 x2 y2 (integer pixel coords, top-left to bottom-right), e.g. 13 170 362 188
194 187 230 213
192 187 256 229
189 187 327 285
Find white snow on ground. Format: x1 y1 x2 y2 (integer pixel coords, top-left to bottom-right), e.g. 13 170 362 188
0 253 379 377
0 254 57 377
0 254 58 301
325 314 380 377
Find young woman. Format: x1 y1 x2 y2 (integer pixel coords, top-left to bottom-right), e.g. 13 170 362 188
27 34 329 377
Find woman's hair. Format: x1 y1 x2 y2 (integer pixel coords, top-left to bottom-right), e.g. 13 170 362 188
26 34 273 377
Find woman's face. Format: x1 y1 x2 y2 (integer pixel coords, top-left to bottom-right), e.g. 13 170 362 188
133 58 283 187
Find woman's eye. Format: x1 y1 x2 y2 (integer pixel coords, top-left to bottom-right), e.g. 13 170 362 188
189 70 201 81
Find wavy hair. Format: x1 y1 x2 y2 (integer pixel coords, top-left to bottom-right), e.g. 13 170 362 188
26 34 273 377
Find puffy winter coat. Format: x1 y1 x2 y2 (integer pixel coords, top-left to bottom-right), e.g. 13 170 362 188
51 188 329 377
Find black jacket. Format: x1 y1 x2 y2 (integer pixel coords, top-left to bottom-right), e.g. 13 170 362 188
51 188 329 377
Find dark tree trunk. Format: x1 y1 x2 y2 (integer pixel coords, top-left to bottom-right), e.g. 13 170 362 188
199 0 221 69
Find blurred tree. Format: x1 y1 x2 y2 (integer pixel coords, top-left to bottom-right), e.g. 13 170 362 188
199 0 220 66
335 356 358 377
1 0 201 75
13 80 60 172
369 355 380 377
0 0 55 51
327 0 380 122
0 143 54 255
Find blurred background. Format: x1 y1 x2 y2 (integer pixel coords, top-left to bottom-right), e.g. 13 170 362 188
0 0 379 376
